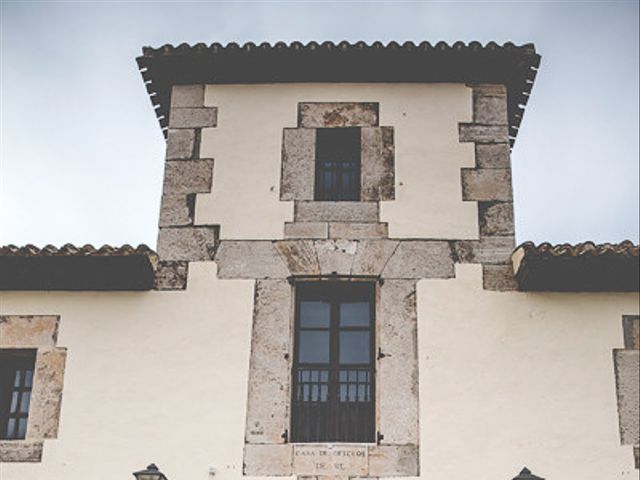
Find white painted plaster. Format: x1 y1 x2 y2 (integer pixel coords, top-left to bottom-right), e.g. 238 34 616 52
417 264 640 480
197 83 476 240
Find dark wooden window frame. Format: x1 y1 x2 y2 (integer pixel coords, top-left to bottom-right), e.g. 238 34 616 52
291 280 376 443
314 127 362 201
0 349 37 440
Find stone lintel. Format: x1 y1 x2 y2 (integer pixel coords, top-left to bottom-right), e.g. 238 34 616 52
314 240 359 276
382 241 454 279
170 84 205 108
275 240 320 276
0 440 43 463
459 124 509 144
163 160 213 195
298 102 379 128
169 107 217 129
154 261 189 290
329 222 389 240
293 445 368 476
215 241 289 279
157 226 218 261
461 168 513 201
352 240 399 277
284 222 329 239
295 202 379 223
0 315 59 347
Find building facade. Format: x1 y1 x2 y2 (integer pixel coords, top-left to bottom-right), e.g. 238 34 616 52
0 41 638 480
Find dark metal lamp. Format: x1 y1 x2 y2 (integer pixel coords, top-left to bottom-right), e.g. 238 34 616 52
133 463 168 480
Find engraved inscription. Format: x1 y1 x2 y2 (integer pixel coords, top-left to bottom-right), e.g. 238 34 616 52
293 445 368 475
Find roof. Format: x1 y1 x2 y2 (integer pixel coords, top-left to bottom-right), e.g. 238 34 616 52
0 244 157 291
136 41 540 145
512 241 639 292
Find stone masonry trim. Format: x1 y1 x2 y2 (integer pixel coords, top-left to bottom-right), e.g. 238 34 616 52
0 315 66 463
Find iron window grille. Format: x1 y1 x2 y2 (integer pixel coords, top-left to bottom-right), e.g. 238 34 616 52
314 128 361 201
291 282 375 443
0 349 36 440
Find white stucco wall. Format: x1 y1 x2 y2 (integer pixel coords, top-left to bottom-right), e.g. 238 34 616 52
1 264 638 480
196 83 476 240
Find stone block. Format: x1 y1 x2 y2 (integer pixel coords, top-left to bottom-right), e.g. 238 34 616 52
215 241 289 279
169 107 217 128
166 128 196 160
245 280 292 444
298 102 379 128
378 281 419 445
614 349 640 445
461 168 513 201
483 264 518 291
293 445 368 475
0 315 59 347
154 261 188 290
329 222 388 239
368 445 419 476
275 240 320 275
314 240 359 275
281 128 316 201
157 226 218 261
159 194 193 227
459 124 509 144
243 443 293 476
361 127 395 201
0 440 43 462
473 85 508 125
454 237 515 265
623 315 639 350
476 143 511 169
352 240 399 276
163 160 213 195
479 202 514 236
170 84 205 108
295 202 378 223
284 222 329 239
382 241 454 279
29 347 66 438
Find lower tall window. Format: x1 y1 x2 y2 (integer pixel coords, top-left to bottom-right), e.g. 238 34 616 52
0 350 36 440
291 282 375 442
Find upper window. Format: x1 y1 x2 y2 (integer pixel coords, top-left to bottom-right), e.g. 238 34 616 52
315 128 361 201
291 282 375 443
0 349 36 440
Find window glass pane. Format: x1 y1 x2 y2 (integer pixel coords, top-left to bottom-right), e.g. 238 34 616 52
298 331 330 363
340 302 370 327
10 392 19 413
339 331 370 364
6 419 15 438
25 370 33 388
18 418 27 439
300 301 330 328
20 391 31 413
13 370 21 387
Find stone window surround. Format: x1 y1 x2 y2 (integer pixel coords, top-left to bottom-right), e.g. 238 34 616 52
0 315 66 463
242 268 420 477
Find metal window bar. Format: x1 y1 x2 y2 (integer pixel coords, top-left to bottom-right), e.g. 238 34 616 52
315 128 361 201
291 283 375 443
0 350 36 440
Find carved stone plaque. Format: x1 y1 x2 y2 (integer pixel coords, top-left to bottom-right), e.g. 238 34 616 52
293 445 368 475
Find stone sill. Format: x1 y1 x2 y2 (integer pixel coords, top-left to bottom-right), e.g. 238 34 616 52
0 440 44 463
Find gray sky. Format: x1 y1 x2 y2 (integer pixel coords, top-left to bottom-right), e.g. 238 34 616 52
1 0 638 247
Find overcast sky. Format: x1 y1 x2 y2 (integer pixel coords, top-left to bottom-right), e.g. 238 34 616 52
1 0 638 248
